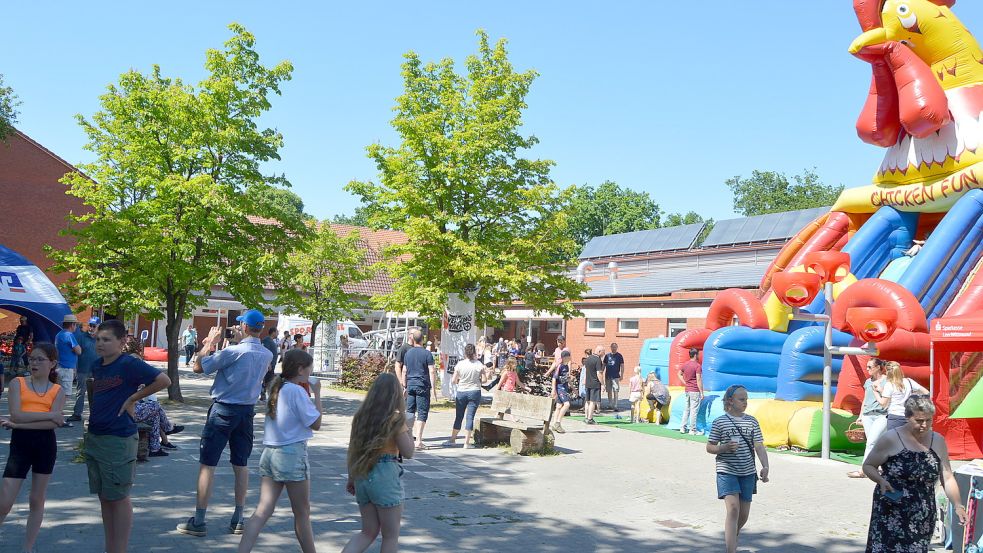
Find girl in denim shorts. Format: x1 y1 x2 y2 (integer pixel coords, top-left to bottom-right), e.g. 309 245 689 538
706 385 770 553
238 349 322 553
342 372 415 553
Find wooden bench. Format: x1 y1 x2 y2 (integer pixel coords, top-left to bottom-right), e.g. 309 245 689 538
476 390 555 455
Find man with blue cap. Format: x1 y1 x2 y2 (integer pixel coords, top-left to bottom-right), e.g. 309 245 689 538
67 315 100 422
176 309 272 538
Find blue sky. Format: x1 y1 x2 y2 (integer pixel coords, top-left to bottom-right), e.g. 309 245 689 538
7 2 983 223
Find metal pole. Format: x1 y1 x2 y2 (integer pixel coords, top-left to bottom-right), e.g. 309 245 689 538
929 342 935 400
822 282 834 461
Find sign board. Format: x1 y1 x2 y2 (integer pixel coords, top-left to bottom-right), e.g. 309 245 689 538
930 317 983 342
439 289 479 398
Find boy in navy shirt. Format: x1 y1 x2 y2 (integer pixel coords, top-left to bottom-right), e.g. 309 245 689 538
85 319 170 553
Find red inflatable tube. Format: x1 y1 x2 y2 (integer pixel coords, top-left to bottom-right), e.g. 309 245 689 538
705 289 769 331
830 279 928 333
668 328 710 387
856 57 903 147
760 212 850 291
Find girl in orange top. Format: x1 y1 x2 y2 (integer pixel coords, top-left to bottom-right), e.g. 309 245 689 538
0 342 66 553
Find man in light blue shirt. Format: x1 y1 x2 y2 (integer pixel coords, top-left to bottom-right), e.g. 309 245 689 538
67 316 100 422
55 314 83 425
177 309 272 538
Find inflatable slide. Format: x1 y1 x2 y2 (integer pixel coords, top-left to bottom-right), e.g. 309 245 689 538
669 0 983 459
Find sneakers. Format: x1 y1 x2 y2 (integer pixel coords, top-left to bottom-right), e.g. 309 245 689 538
162 442 178 450
552 423 566 434
585 419 596 425
166 425 185 436
690 430 701 436
176 517 207 537
66 415 83 422
229 519 244 535
149 449 169 457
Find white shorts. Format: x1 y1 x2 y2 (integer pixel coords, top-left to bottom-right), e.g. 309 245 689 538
629 392 642 402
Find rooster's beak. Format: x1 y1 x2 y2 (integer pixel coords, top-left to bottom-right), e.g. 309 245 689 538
849 28 888 54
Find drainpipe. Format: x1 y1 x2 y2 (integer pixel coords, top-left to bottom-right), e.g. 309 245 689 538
608 262 620 294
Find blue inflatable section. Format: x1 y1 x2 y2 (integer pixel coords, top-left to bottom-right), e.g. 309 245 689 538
0 244 72 342
800 206 916 316
879 255 913 282
775 326 853 401
667 390 775 433
701 327 786 393
639 337 673 381
897 189 983 320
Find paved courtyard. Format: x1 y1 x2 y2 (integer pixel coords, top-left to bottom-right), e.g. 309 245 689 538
0 366 938 552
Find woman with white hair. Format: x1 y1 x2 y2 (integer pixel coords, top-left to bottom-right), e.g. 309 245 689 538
863 395 967 552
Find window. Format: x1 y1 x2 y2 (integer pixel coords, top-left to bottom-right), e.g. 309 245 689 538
546 320 562 333
586 319 605 333
668 318 687 337
618 319 639 333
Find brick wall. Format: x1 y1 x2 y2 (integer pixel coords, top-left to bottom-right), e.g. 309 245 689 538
566 317 670 382
0 132 88 333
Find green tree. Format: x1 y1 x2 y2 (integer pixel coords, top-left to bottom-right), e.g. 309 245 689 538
0 74 20 139
347 30 586 324
331 206 372 227
567 181 662 248
726 169 843 216
278 222 371 347
49 24 303 400
251 186 309 220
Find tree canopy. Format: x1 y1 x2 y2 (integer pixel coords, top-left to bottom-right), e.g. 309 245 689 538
567 181 662 248
0 74 19 139
347 30 586 324
251 186 309 220
278 221 370 346
726 169 843 216
49 24 303 400
331 206 373 227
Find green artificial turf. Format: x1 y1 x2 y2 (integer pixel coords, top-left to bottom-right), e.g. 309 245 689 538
569 415 864 466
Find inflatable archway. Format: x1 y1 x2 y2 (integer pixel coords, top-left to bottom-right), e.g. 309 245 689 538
669 0 983 459
0 244 73 342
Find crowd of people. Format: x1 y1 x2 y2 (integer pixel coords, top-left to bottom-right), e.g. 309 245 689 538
0 311 974 553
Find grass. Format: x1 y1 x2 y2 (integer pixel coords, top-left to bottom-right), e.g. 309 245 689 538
572 415 865 466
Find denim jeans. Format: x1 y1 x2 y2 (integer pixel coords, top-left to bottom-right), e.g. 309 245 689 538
72 372 90 418
453 389 482 431
184 344 196 365
861 413 888 463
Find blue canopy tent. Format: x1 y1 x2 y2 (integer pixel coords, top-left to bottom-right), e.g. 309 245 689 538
0 245 72 343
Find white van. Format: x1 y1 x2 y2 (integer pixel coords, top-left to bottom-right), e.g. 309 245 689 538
280 316 368 351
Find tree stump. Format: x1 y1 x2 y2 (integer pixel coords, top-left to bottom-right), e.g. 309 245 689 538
477 419 506 446
510 428 544 455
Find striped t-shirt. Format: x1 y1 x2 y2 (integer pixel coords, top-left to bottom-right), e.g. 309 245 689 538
708 413 763 476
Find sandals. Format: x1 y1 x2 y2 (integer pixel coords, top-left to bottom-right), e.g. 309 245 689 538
847 470 866 479
416 443 431 451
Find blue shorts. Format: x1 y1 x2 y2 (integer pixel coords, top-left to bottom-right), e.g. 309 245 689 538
259 441 309 482
199 402 256 467
406 386 431 422
355 455 404 508
717 472 757 502
556 384 570 404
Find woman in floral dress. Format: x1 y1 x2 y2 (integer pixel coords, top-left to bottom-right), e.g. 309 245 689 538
863 396 966 552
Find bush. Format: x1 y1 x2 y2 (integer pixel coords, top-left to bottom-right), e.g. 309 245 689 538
339 353 394 390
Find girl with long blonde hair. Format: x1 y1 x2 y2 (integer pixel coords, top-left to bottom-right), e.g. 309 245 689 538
874 361 929 431
238 349 322 553
343 372 414 553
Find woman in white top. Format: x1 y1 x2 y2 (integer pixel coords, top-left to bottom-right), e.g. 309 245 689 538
875 361 929 431
446 344 491 448
238 349 322 553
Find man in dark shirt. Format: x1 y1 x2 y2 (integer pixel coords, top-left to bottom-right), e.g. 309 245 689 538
260 327 279 401
394 333 414 389
583 345 605 424
402 329 436 450
603 342 625 417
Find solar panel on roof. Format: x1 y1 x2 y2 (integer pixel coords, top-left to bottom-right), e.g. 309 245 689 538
701 207 829 248
578 223 705 259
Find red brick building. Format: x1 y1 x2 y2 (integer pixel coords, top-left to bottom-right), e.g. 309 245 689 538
497 208 829 379
0 130 89 331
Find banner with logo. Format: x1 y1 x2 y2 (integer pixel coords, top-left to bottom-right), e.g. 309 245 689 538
440 288 478 398
0 245 72 342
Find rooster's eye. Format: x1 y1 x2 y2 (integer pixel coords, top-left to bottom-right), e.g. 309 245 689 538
897 4 909 15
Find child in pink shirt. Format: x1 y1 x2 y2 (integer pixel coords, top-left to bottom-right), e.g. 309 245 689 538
628 366 643 423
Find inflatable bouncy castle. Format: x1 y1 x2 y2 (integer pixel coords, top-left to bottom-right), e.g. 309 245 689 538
669 0 983 459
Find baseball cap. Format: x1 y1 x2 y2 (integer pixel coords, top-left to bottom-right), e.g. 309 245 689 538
236 309 266 329
89 316 101 325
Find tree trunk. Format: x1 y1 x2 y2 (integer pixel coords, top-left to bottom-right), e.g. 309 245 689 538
310 318 321 348
165 303 184 401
